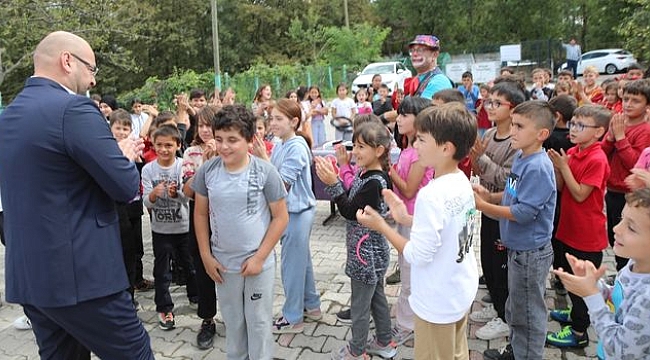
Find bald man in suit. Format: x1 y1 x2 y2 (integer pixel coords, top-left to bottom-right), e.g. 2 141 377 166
0 31 153 360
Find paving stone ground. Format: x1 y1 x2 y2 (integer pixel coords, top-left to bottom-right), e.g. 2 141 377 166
0 201 613 359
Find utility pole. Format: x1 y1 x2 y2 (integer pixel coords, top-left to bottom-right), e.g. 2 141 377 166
343 0 349 28
211 0 221 90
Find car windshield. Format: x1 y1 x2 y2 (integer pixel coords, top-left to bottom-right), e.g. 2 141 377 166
362 64 394 75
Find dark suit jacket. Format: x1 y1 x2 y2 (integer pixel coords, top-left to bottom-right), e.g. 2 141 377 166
0 77 140 307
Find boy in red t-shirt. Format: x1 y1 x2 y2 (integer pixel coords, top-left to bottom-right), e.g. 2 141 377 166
546 105 611 348
602 79 650 270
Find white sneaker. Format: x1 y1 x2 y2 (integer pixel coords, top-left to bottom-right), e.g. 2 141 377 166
475 317 509 340
13 315 32 330
470 304 498 323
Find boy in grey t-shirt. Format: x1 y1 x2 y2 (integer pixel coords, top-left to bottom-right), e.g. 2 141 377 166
142 125 197 331
192 105 288 360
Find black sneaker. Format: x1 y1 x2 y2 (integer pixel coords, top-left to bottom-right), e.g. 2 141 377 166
386 268 401 285
197 319 216 349
483 344 514 360
336 308 352 324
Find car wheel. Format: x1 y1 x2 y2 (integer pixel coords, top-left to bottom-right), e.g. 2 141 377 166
605 64 617 75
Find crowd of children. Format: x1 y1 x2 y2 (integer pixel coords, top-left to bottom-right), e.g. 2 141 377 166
64 58 650 360
470 66 650 360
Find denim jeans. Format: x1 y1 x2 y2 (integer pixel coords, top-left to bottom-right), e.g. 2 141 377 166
311 119 326 148
280 207 320 324
505 242 553 360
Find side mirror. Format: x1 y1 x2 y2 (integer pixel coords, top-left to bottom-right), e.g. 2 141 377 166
397 69 404 74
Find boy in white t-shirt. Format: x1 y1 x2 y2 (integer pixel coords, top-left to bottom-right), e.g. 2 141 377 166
331 83 357 141
358 102 479 360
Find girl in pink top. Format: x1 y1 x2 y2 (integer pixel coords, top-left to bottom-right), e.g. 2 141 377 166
355 89 373 115
387 96 434 344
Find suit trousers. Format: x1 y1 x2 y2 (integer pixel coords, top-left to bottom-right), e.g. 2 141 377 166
0 211 4 246
23 290 153 360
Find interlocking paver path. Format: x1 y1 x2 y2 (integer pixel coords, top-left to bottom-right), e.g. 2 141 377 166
0 202 610 359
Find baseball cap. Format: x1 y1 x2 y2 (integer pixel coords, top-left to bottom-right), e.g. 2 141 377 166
408 35 440 50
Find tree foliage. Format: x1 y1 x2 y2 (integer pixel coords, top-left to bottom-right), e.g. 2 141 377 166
322 24 390 68
618 0 650 62
0 0 153 98
0 0 645 104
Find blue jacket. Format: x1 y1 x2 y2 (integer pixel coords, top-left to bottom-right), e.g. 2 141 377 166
0 77 140 307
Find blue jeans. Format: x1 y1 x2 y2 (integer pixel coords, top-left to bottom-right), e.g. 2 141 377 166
281 207 321 324
311 119 326 148
505 242 553 360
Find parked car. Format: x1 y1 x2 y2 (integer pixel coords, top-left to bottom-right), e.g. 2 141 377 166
559 49 637 76
351 62 412 95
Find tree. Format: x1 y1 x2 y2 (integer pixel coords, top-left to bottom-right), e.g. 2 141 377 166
617 0 650 61
321 24 390 69
0 0 153 101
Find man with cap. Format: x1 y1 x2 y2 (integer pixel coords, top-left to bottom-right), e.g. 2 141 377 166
383 34 453 126
403 34 453 99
